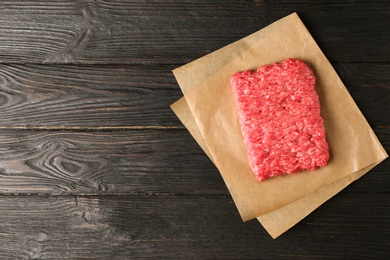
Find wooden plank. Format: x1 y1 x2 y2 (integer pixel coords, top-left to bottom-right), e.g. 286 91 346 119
0 64 182 127
0 129 225 195
0 1 388 64
335 63 390 126
0 63 388 127
0 129 387 195
0 194 387 259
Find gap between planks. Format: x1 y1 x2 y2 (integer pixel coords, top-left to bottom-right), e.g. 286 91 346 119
0 125 386 131
0 125 185 131
0 192 231 198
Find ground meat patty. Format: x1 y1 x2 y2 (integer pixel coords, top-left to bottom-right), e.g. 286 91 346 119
231 58 329 181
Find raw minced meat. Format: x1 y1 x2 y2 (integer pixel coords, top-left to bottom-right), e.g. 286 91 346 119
231 58 329 181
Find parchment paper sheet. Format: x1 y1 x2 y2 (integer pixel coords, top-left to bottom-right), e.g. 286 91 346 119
171 13 388 237
171 98 383 238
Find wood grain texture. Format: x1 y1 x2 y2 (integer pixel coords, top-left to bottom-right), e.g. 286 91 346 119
0 63 181 126
0 194 387 259
0 1 388 64
0 63 388 127
0 1 388 258
0 129 387 195
0 130 226 195
334 63 390 126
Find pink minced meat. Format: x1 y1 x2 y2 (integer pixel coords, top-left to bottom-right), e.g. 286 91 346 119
231 58 329 181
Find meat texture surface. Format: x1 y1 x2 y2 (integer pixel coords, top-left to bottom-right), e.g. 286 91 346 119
231 58 329 181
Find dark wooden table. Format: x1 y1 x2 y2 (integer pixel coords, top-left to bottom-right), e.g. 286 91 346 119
0 1 388 259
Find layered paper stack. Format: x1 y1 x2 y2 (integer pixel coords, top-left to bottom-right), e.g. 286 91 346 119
170 13 388 238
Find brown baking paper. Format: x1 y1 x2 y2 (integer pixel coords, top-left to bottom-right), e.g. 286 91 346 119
171 98 384 238
171 13 388 227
